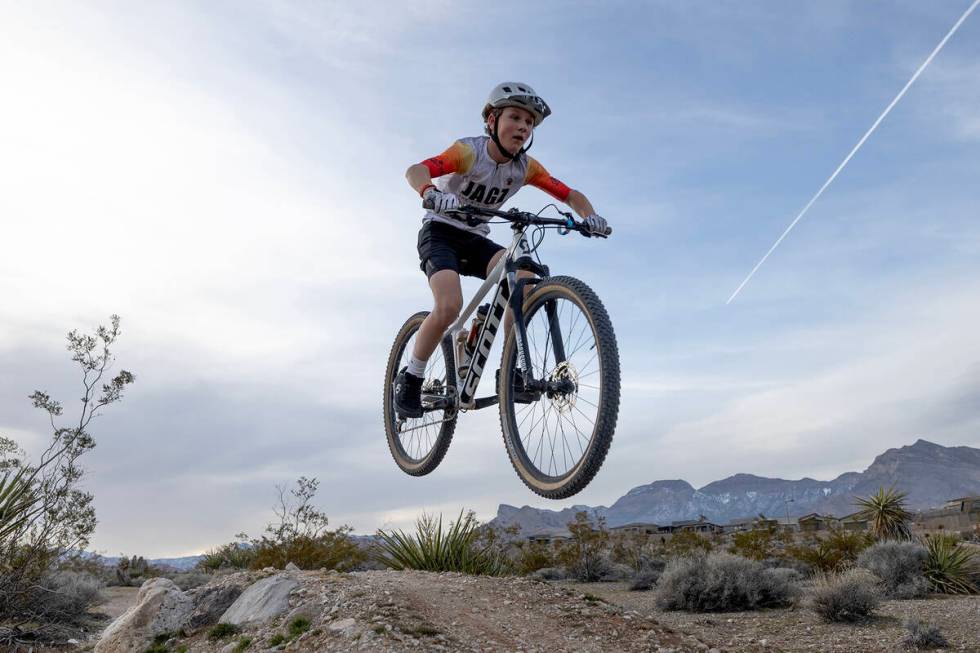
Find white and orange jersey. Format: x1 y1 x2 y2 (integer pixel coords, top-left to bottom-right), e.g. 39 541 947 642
419 136 572 235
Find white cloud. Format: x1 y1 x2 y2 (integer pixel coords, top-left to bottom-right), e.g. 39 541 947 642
651 280 980 484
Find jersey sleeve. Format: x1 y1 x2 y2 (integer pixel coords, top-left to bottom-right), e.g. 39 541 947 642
524 157 572 202
420 140 476 178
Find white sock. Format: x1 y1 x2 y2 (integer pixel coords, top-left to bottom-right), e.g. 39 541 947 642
407 356 427 377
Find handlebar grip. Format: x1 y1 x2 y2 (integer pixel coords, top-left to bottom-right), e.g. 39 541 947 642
422 195 435 211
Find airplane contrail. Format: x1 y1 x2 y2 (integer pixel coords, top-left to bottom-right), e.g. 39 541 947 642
727 0 980 305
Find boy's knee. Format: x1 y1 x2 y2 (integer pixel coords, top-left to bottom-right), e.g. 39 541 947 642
432 301 462 325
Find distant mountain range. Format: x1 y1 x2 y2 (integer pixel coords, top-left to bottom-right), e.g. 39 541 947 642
490 439 980 536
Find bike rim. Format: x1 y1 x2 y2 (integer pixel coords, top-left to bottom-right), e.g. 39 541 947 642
390 327 452 463
507 293 602 481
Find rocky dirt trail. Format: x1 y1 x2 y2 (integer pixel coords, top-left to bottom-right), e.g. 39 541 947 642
89 569 718 652
78 569 980 652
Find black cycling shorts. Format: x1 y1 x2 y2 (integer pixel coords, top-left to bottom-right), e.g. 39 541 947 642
417 220 504 280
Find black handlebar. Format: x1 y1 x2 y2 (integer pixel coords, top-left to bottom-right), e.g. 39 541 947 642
420 199 612 238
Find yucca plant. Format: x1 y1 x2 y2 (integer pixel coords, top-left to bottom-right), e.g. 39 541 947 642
923 534 976 594
0 467 36 543
853 486 913 541
374 510 504 576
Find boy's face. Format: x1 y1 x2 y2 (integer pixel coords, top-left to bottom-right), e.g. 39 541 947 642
490 107 535 149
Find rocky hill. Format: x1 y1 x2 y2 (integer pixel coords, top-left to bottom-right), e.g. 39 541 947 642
491 439 980 535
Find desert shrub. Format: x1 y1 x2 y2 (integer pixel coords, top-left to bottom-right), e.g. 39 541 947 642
808 569 880 622
923 534 977 594
557 512 610 582
0 317 133 646
245 477 365 572
198 541 255 572
233 636 252 652
288 617 311 638
171 570 210 591
511 539 557 575
610 531 655 571
32 570 105 623
530 566 566 581
655 552 800 612
787 528 873 573
268 633 286 646
629 570 660 591
665 530 714 557
729 526 779 561
599 562 634 582
208 623 240 641
856 541 929 599
375 510 504 575
902 618 949 650
763 556 813 578
111 555 161 586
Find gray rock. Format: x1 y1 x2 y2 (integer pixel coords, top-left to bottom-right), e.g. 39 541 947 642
95 578 193 653
328 617 357 635
285 562 300 571
284 602 319 625
187 584 244 629
220 574 299 625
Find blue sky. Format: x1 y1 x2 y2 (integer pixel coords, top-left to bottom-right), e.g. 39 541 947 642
1 1 978 557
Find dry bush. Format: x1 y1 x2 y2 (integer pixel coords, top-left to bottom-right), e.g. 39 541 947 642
656 552 800 612
856 541 929 599
557 512 610 582
247 477 365 571
902 618 949 650
0 317 133 646
664 530 714 557
808 569 880 623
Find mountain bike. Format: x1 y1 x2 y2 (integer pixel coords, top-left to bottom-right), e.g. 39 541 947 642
383 205 620 499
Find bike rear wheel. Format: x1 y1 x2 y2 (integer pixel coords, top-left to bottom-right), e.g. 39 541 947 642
383 311 457 476
499 276 620 499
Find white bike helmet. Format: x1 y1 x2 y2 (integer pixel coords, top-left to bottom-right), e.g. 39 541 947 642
481 82 552 127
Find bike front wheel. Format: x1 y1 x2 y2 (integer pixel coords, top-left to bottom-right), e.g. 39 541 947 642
498 275 620 499
383 311 457 476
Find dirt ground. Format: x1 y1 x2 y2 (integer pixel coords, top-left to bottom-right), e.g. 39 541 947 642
21 572 980 652
572 580 980 652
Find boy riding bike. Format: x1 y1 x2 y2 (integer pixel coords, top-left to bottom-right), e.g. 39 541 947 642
396 81 609 419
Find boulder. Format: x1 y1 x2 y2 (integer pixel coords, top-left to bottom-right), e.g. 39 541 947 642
220 573 298 625
95 578 193 653
186 584 244 629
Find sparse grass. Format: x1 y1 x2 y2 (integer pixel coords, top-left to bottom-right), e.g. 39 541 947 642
268 633 286 646
208 622 241 641
582 592 606 604
233 636 252 652
373 625 386 634
902 618 949 650
288 616 311 638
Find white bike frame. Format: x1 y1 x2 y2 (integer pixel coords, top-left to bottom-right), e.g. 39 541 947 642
443 225 535 410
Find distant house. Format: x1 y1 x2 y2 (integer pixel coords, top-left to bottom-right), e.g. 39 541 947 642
526 532 570 546
724 515 797 534
797 513 839 533
610 522 662 536
838 511 869 532
913 496 980 535
671 515 724 535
